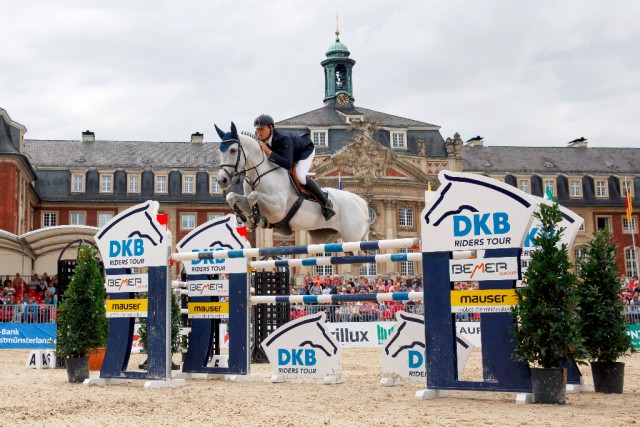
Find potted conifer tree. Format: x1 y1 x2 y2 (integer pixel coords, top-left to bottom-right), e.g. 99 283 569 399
511 202 586 404
576 228 633 393
56 245 109 383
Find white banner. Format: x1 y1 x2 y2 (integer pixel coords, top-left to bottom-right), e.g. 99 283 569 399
449 257 520 281
105 274 148 293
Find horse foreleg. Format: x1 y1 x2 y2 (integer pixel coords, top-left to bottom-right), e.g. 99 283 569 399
226 193 257 228
247 191 287 223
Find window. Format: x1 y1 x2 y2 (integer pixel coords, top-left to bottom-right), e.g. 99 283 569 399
578 216 585 232
315 252 333 277
71 174 85 193
626 247 639 278
399 207 414 227
595 180 607 198
623 217 637 233
574 246 584 275
596 216 611 231
155 175 167 193
210 175 222 194
544 179 555 197
368 207 377 224
128 174 140 193
98 213 113 228
570 180 582 197
518 179 530 194
399 248 415 277
359 249 378 277
311 131 328 147
100 174 113 193
391 131 407 149
181 213 196 230
42 212 57 227
183 176 195 194
208 213 223 222
69 212 85 225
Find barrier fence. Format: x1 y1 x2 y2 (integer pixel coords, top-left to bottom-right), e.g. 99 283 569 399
0 304 57 323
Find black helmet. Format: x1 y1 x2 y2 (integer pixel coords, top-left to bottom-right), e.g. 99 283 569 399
254 114 274 128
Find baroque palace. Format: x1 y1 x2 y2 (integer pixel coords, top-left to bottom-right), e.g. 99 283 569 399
1 30 639 283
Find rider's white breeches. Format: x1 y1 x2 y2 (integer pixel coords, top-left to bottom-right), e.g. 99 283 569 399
296 150 315 185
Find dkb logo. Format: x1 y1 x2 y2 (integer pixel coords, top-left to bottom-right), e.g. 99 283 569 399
278 349 317 366
453 212 510 236
408 350 424 368
109 239 144 257
191 248 225 265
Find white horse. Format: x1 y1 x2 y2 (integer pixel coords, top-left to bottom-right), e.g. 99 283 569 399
215 122 370 244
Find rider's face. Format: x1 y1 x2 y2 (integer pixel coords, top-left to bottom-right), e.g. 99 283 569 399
256 125 271 141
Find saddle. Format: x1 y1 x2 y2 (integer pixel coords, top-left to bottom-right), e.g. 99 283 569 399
289 166 314 199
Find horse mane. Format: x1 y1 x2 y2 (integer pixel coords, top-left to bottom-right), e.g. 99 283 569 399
240 131 259 141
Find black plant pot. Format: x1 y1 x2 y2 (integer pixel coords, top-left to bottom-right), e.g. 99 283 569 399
65 356 90 383
531 367 566 404
591 361 625 394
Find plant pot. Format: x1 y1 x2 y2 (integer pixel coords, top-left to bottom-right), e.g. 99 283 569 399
89 347 106 371
531 367 566 404
65 356 90 383
591 361 625 394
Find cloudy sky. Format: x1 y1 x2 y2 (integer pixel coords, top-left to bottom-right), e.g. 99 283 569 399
1 1 639 147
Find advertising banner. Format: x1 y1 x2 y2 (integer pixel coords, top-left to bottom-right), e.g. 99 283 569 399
627 324 640 348
0 323 56 349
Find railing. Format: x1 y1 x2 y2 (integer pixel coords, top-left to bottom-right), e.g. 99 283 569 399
0 304 57 323
624 306 640 324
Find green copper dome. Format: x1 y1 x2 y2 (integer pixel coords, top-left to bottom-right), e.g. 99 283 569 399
326 35 350 57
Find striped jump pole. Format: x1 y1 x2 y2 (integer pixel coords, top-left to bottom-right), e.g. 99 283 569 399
171 238 419 262
250 291 423 305
248 252 423 269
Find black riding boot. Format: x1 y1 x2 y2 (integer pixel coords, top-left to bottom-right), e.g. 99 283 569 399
304 178 335 221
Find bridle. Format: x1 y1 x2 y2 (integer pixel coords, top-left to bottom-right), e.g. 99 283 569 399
218 136 279 190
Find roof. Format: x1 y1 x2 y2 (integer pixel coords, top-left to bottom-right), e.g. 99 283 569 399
277 105 438 128
463 146 640 175
21 225 99 258
24 139 220 169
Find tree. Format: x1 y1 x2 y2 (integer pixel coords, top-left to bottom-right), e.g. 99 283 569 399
577 228 633 362
511 202 586 368
56 245 108 359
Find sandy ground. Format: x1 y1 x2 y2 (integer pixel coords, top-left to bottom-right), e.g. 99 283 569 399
1 349 639 427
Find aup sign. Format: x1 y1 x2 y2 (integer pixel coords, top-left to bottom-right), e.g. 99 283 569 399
421 171 538 252
95 201 171 268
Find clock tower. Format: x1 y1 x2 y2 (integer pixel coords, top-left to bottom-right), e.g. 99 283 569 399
321 26 356 109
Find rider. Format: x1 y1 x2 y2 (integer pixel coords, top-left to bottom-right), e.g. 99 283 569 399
254 114 335 220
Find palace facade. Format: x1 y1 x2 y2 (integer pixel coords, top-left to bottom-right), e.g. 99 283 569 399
1 30 638 281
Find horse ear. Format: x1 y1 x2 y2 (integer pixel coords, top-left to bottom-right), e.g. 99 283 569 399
214 124 225 140
230 122 238 140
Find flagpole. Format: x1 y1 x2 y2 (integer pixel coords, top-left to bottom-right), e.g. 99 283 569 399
627 177 638 277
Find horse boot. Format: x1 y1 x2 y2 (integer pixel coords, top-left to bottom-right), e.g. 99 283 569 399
304 178 335 221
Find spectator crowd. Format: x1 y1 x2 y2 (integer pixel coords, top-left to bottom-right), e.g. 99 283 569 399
1 273 58 323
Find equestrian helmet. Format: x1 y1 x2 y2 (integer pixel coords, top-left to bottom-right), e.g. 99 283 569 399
254 114 274 128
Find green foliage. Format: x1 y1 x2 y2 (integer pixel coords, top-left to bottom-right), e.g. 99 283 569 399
56 245 109 359
138 290 182 354
511 203 587 368
577 228 633 362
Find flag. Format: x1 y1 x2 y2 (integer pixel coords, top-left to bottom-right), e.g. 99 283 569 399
544 187 556 203
627 187 633 222
338 172 343 190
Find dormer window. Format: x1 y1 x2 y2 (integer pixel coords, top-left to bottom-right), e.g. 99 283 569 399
391 131 407 149
309 128 329 147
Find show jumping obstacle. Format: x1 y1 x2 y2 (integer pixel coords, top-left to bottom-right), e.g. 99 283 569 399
92 171 589 403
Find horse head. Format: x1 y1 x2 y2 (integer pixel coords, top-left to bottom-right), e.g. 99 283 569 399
215 122 242 190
